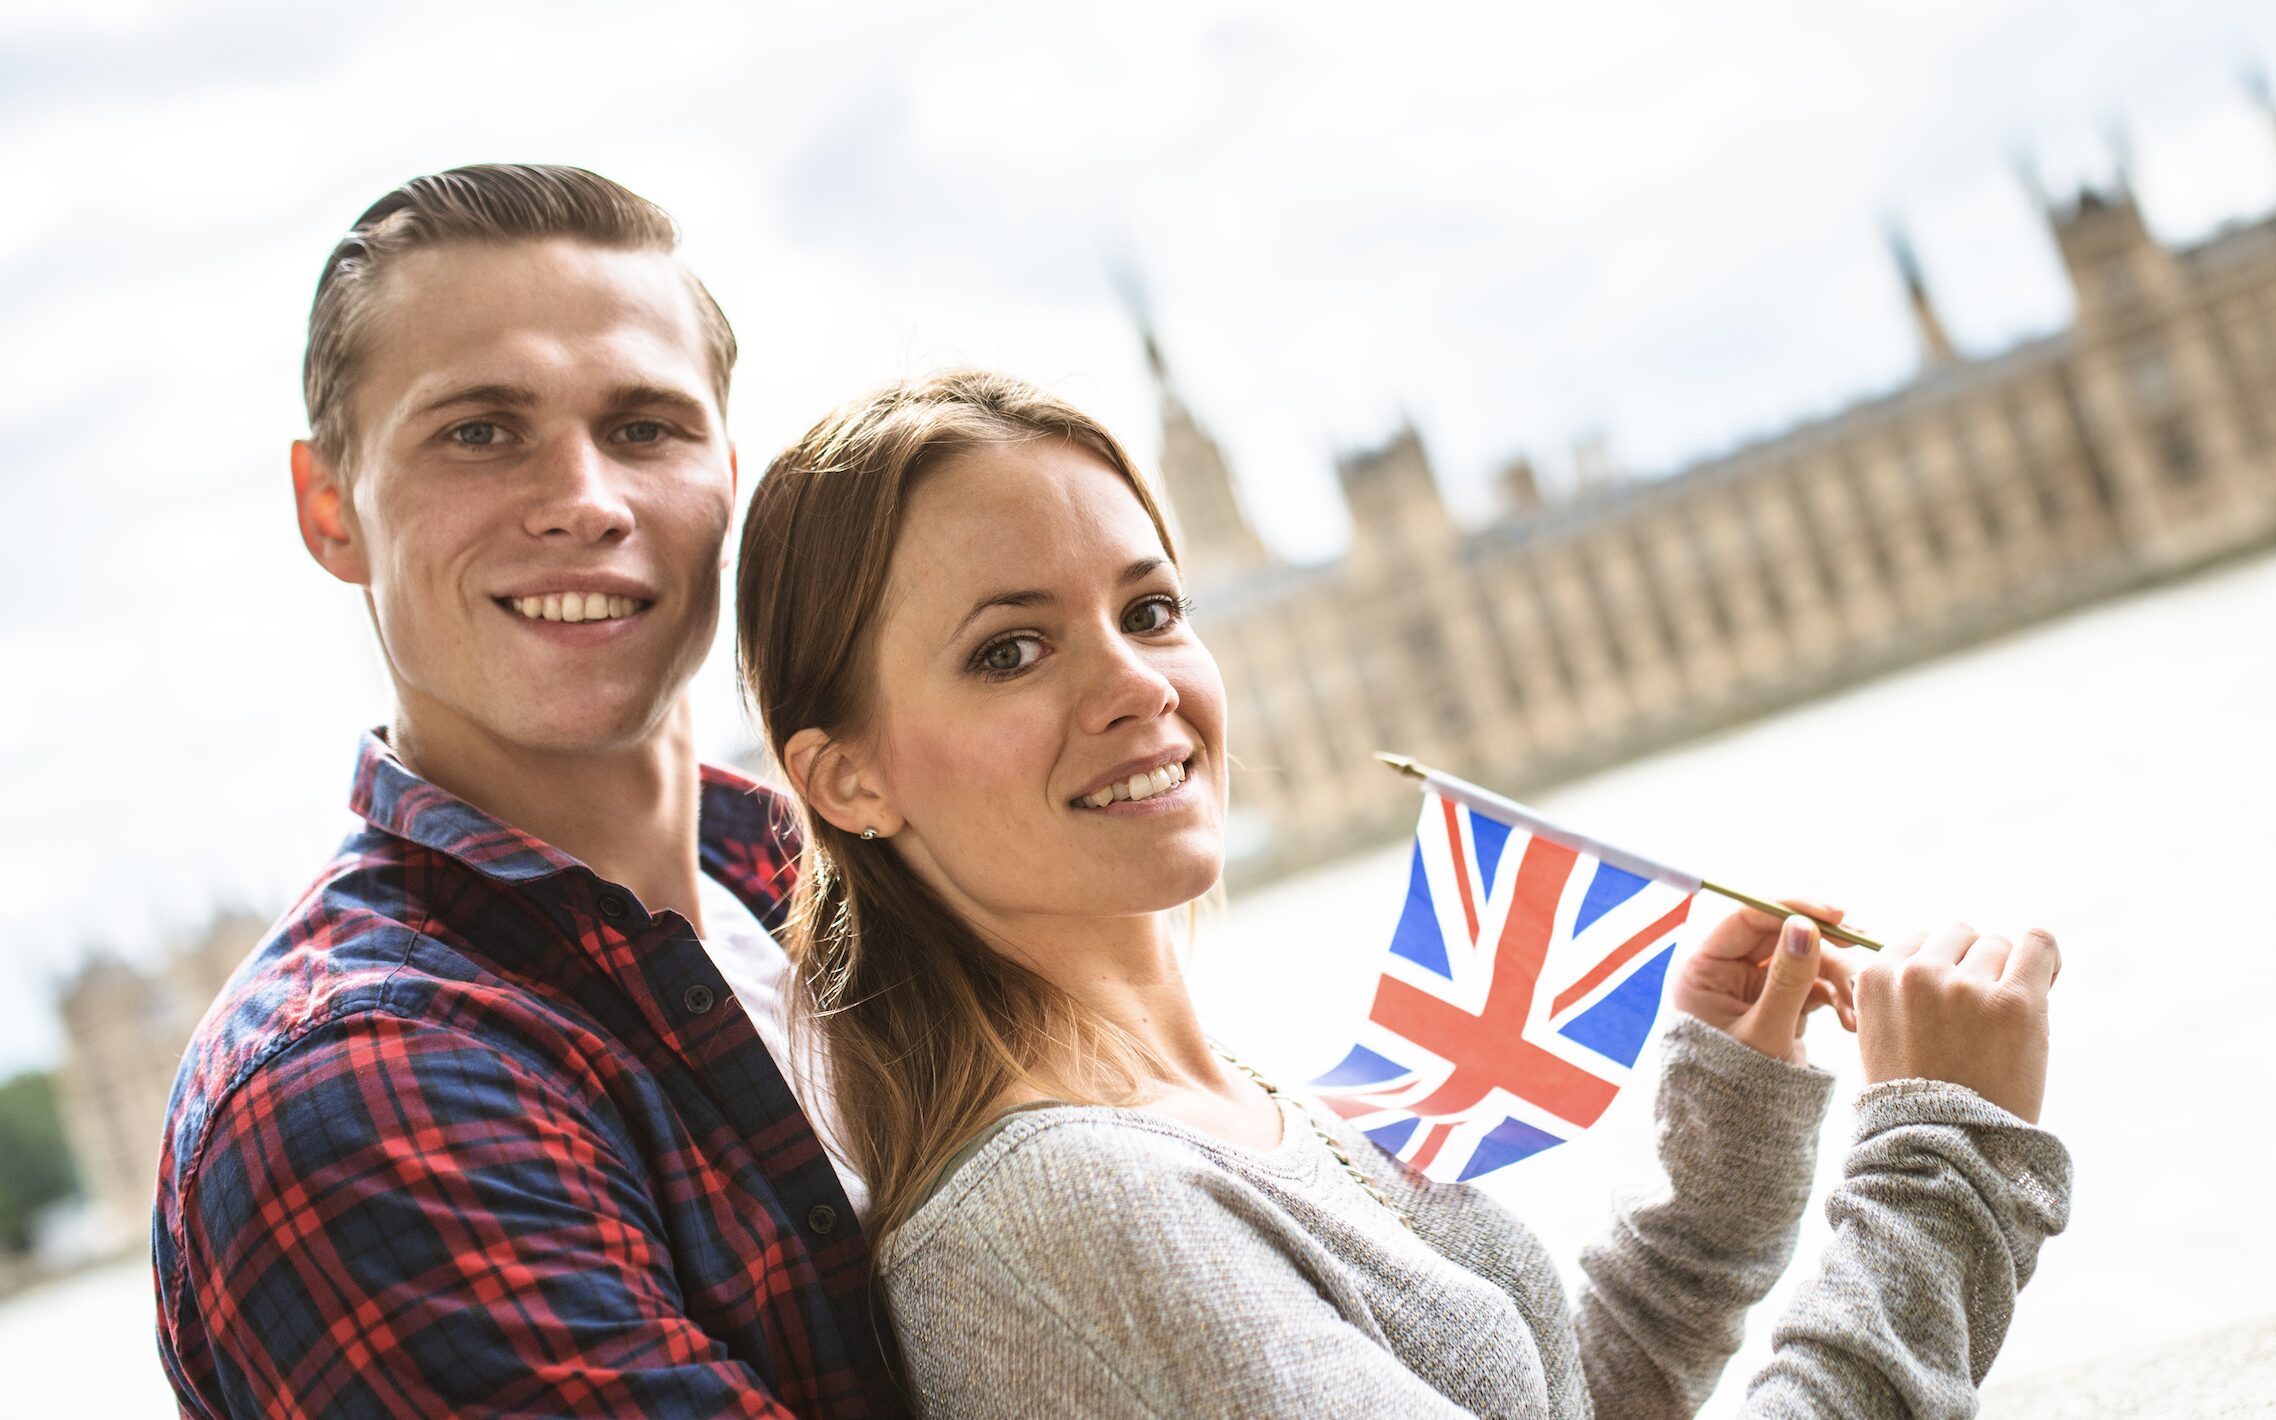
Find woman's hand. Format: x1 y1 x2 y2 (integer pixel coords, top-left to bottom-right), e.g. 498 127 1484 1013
1672 899 1856 1067
1857 923 2058 1123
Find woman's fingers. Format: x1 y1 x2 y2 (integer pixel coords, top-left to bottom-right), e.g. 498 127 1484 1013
1858 920 2056 1122
2006 928 2062 993
1916 922 1978 966
1701 897 1845 960
1961 932 2013 981
1820 948 1858 1029
1740 916 1823 1036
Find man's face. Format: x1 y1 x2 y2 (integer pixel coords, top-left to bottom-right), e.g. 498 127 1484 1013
319 239 734 758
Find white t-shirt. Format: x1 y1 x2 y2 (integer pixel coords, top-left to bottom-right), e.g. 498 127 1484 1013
695 872 871 1220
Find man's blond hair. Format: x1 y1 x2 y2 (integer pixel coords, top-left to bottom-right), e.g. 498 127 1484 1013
304 163 737 477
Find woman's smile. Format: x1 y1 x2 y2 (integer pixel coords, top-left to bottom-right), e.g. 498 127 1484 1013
1069 753 1193 810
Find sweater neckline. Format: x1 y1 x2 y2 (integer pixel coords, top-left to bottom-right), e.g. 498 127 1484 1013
911 1093 1312 1214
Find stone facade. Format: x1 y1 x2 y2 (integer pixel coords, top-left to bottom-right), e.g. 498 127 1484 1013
1158 175 2276 884
53 912 263 1251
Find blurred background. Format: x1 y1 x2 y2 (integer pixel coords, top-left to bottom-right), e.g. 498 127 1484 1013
5 1 2275 1414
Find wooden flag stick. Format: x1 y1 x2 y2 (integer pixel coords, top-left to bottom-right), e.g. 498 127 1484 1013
1373 752 1883 952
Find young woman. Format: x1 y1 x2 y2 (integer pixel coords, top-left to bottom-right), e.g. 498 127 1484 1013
736 370 2070 1418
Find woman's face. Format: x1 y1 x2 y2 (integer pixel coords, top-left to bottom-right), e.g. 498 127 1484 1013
854 437 1227 944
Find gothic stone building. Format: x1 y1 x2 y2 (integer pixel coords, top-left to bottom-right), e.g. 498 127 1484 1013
54 911 265 1251
1158 176 2276 883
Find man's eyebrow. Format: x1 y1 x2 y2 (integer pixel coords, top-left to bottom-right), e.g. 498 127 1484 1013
404 382 713 423
947 558 1174 642
607 384 713 422
410 383 540 420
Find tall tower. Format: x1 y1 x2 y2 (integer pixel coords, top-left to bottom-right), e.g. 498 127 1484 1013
1887 224 1959 369
2034 147 2256 561
1132 314 1273 589
2044 176 2179 325
1336 419 1457 576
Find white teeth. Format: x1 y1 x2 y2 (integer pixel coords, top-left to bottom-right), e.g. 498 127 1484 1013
1076 761 1190 808
511 593 646 623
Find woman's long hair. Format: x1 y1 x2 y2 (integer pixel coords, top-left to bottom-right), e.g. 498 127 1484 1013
735 370 1183 1245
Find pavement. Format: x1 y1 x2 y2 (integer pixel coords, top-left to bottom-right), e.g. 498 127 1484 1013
1981 1313 2276 1418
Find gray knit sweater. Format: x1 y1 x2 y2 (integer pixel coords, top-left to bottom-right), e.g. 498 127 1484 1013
878 1016 2072 1418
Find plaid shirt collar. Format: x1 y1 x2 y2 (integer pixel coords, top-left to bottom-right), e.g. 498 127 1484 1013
347 727 797 914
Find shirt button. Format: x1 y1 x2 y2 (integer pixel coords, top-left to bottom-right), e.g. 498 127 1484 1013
682 983 716 1015
597 893 628 920
806 1204 838 1235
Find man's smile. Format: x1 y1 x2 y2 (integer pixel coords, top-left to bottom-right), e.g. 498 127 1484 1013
497 591 654 623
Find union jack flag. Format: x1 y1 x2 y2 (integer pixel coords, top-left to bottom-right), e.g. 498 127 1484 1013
1311 775 1701 1183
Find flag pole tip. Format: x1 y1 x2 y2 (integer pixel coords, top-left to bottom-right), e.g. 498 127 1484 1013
1373 751 1429 780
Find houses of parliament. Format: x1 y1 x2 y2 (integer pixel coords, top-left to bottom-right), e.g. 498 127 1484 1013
1147 156 2276 883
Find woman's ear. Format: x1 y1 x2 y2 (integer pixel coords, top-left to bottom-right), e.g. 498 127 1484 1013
783 727 905 840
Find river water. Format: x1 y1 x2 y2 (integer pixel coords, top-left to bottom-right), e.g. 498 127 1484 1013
7 552 2272 1416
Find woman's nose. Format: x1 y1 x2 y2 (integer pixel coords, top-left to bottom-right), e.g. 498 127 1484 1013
1082 630 1180 733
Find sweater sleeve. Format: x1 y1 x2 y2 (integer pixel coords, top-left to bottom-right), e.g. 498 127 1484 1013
879 1118 1478 1420
1738 1081 2072 1419
1572 1014 1839 1418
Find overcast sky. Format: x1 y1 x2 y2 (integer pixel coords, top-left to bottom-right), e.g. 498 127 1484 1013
3 0 2273 1074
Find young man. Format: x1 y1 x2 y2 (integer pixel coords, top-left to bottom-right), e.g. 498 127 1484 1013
153 165 902 1419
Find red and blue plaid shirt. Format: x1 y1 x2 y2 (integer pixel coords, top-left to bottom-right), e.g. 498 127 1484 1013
153 732 906 1419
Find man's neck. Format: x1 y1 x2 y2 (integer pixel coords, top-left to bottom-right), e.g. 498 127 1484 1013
391 699 709 934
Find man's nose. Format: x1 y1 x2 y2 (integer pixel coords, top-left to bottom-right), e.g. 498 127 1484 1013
524 433 634 543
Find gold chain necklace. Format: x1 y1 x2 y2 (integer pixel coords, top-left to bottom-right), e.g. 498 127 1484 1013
1219 1051 1414 1232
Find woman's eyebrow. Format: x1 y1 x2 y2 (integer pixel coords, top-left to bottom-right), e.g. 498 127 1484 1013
949 589 1051 641
946 559 1171 641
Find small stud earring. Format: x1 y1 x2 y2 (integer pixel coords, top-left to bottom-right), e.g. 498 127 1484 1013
861 827 878 841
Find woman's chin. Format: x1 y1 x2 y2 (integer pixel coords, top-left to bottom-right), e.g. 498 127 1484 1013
1153 843 1226 909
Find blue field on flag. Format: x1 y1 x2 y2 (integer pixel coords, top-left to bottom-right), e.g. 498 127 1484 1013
1310 788 1698 1182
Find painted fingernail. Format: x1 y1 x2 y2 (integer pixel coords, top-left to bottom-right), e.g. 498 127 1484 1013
1783 917 1812 956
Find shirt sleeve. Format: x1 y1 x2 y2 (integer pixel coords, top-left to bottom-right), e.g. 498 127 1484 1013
169 1008 802 1420
1738 1081 2072 1419
881 1120 1476 1420
1571 1014 1839 1418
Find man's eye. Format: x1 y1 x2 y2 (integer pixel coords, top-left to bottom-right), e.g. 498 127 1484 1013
452 422 501 447
619 421 664 444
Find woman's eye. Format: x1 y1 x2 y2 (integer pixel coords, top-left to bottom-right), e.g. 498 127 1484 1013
1122 596 1184 634
451 421 502 447
977 636 1042 675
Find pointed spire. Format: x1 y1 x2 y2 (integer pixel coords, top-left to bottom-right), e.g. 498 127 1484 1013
1885 220 1959 369
2012 150 2050 219
1107 261 1271 585
2103 114 2138 200
1106 255 1177 407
